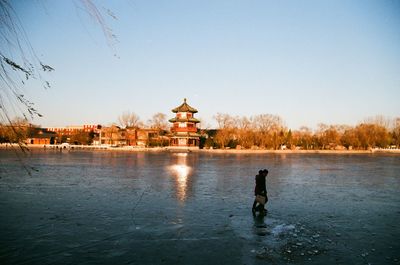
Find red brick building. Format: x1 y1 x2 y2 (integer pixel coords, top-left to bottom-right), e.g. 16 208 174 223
169 98 200 147
26 128 56 145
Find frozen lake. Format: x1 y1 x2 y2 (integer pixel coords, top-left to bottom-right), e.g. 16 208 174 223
1 150 399 264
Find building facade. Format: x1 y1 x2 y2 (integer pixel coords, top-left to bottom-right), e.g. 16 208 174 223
45 125 101 145
26 128 57 145
46 125 101 135
169 98 200 147
97 126 167 147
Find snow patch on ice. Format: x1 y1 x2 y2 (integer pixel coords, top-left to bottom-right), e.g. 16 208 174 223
271 224 295 236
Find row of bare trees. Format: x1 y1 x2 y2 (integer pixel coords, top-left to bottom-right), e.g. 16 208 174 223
292 123 399 150
2 112 399 150
117 111 169 130
206 114 400 150
210 113 286 149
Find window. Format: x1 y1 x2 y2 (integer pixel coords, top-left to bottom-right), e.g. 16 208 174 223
179 122 186 128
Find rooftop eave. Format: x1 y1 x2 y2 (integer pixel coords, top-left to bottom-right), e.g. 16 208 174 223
169 117 200 123
171 98 198 113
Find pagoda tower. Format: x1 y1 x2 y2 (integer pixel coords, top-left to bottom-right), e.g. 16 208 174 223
169 98 200 147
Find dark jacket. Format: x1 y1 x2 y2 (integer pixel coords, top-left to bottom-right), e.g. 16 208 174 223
254 174 266 196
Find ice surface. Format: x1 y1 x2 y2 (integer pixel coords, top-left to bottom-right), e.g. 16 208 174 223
0 150 400 264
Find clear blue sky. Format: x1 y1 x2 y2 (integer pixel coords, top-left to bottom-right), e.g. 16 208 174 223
13 0 400 129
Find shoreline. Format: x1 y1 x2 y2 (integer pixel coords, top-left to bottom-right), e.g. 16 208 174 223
197 148 400 154
1 143 400 154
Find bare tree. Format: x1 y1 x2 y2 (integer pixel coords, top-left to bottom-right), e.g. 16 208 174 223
298 126 313 149
237 116 255 148
252 114 284 132
118 111 142 128
0 117 32 144
147 113 168 130
252 114 285 149
214 113 236 129
0 0 117 144
213 113 237 148
0 0 51 125
364 115 392 129
392 117 400 148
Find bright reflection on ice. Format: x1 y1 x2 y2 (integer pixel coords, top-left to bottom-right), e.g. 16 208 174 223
171 164 190 180
168 153 192 202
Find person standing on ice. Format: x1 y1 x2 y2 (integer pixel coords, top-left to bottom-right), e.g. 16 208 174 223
252 169 268 216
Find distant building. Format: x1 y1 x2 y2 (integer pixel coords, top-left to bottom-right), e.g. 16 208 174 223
169 98 200 147
26 128 56 145
46 125 101 135
137 128 168 147
45 124 101 144
97 126 166 147
124 127 139 146
99 125 125 146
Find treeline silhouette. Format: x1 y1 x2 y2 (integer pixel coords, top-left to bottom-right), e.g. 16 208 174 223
202 114 400 150
1 114 399 151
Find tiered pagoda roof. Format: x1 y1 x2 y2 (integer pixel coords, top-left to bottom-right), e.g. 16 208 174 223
171 98 198 113
168 117 200 123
